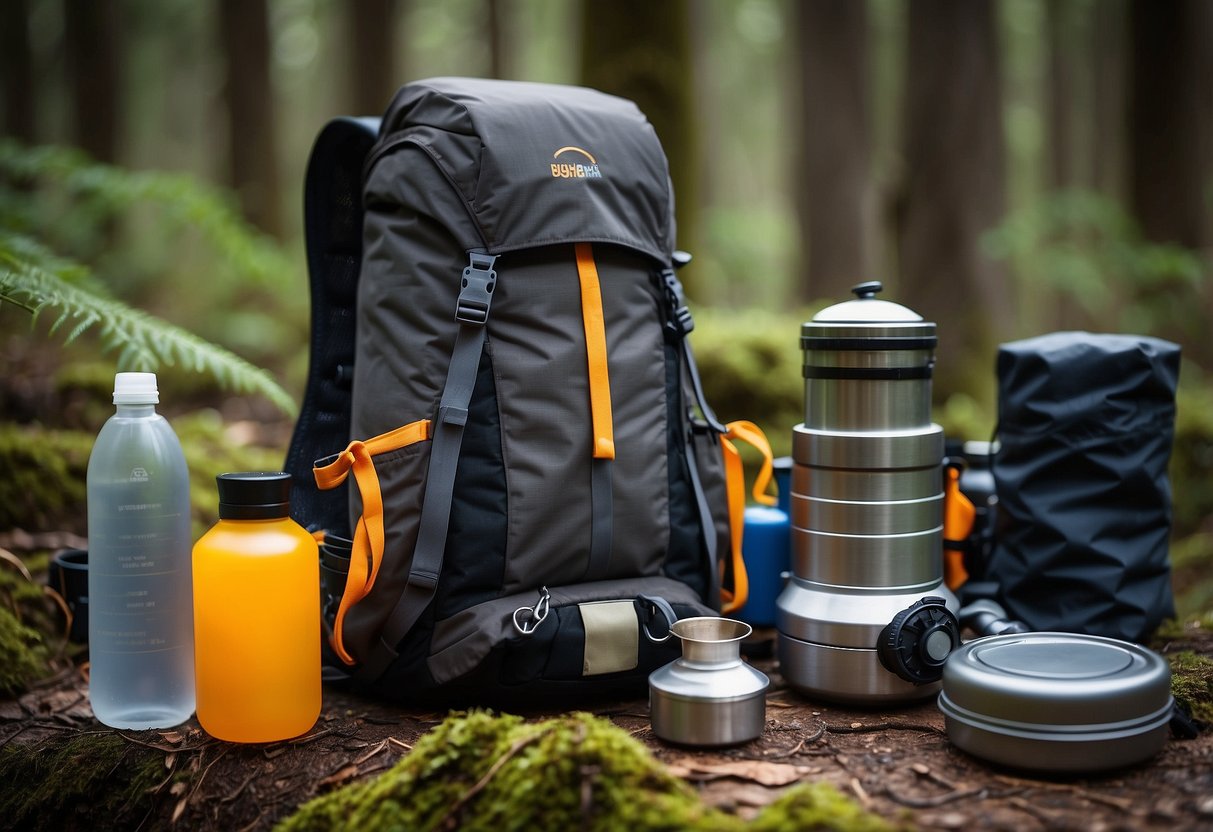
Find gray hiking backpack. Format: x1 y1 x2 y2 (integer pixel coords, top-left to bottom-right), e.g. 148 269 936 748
284 78 773 705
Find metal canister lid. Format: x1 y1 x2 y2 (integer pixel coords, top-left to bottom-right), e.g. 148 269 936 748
802 281 936 341
942 632 1172 728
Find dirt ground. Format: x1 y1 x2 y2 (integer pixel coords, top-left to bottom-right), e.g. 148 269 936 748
2 627 1211 832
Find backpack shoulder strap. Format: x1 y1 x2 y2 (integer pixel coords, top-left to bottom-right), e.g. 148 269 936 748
284 116 381 536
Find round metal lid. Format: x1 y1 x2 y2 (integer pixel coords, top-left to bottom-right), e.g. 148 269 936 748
942 632 1172 728
813 281 924 323
803 282 935 341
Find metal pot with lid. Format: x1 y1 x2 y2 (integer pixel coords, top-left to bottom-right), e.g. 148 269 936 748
777 281 960 704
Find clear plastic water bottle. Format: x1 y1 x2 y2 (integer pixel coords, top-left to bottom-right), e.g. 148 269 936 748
87 372 195 728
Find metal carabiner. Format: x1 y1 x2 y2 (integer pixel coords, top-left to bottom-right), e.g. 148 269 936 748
512 586 551 636
638 594 678 643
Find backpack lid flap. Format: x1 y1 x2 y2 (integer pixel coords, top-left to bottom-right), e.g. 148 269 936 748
379 77 676 260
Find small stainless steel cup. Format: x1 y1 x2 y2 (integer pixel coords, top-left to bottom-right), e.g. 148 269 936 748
648 617 769 746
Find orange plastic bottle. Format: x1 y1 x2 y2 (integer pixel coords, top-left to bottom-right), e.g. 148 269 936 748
192 472 320 742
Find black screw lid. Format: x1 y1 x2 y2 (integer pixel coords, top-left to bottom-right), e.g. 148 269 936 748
216 472 293 520
877 596 960 685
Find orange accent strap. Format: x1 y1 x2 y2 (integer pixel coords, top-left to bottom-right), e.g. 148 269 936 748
718 420 776 614
313 418 431 665
575 243 615 460
943 463 976 590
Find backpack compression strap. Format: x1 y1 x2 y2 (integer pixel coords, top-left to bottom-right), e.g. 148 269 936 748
355 251 499 682
284 116 381 536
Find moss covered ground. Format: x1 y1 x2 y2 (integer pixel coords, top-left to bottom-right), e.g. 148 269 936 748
277 711 898 832
0 733 165 831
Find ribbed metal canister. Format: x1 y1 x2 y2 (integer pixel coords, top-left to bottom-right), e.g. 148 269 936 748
777 282 959 704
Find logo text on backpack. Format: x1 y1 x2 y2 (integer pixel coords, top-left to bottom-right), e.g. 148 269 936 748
551 146 602 179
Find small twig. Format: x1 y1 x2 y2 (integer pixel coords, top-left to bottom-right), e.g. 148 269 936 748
767 738 806 759
438 728 550 828
1008 795 1057 825
41 585 73 653
885 784 991 808
353 738 390 766
187 745 230 805
849 777 872 808
289 727 333 745
118 731 212 754
220 771 258 804
825 720 944 735
0 547 34 582
387 737 412 753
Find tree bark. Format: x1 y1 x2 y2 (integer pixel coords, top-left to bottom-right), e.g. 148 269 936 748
1 0 36 144
63 0 122 162
580 0 698 283
488 0 508 79
1092 0 1128 198
795 0 874 304
899 0 1008 399
219 0 282 237
348 0 397 116
1046 0 1075 191
1129 0 1213 251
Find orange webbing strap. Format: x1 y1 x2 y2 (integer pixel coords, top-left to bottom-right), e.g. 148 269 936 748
313 418 431 665
719 420 777 614
574 243 615 460
943 462 975 590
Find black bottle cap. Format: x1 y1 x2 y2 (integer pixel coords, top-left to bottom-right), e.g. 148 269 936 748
216 472 293 520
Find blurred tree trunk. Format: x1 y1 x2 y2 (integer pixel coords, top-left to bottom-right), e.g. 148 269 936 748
898 0 1008 400
1046 0 1074 191
1129 0 1213 251
219 0 282 237
1092 0 1128 198
348 0 397 116
488 0 508 79
1129 0 1213 365
795 0 874 304
64 0 122 163
580 0 699 290
1 0 35 143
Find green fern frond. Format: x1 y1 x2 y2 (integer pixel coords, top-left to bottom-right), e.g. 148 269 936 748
0 231 297 417
0 139 293 287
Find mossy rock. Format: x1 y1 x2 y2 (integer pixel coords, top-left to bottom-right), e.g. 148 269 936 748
1168 650 1213 725
277 711 896 832
0 604 47 697
0 733 164 831
0 422 93 533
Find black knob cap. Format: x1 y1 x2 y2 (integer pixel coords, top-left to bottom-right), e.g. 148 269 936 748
850 281 883 299
877 596 960 685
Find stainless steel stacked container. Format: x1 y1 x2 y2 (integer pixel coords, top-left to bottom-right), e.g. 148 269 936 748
776 282 960 704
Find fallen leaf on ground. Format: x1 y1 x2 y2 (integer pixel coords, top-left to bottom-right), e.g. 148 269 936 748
665 756 817 787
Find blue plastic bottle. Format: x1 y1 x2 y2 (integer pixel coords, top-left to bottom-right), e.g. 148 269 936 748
739 457 791 627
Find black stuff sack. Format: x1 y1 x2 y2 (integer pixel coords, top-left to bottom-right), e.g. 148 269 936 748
987 332 1180 642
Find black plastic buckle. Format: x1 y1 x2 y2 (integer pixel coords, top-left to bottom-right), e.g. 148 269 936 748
455 251 498 326
658 267 694 337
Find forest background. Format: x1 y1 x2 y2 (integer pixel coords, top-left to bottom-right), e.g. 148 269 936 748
1 0 1211 630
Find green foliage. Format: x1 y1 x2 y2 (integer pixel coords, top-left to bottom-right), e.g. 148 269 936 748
983 190 1209 347
0 605 46 698
278 711 893 832
174 409 288 537
0 422 92 532
691 306 809 458
749 781 901 832
0 140 297 416
0 413 284 541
